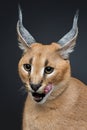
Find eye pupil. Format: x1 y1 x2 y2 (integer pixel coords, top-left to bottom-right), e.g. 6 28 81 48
45 66 54 74
23 64 31 72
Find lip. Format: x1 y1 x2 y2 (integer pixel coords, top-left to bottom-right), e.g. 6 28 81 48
32 92 46 102
31 84 53 102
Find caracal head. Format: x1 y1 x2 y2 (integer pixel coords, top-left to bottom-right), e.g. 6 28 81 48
17 6 79 104
18 43 71 103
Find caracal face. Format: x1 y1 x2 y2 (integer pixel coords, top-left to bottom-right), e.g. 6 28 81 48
18 43 70 104
17 7 78 104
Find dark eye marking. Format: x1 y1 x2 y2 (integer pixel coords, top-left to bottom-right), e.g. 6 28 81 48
29 58 33 64
45 59 48 66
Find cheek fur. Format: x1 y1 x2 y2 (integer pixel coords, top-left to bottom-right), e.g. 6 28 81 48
18 64 30 83
46 63 70 86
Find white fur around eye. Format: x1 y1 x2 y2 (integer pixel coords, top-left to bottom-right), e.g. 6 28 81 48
40 68 44 76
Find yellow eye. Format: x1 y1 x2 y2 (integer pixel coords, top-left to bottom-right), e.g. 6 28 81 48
23 64 31 72
44 66 54 74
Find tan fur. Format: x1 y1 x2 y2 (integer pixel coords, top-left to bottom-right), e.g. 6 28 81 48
18 43 87 130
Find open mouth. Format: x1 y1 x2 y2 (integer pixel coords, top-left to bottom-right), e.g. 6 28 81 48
31 84 53 102
32 92 46 102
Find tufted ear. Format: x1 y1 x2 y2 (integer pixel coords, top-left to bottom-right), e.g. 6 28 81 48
58 10 79 59
17 5 36 51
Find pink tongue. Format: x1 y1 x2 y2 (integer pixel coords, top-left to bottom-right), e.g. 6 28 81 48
44 84 52 94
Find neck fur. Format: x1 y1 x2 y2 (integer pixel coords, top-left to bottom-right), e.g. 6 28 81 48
48 79 70 101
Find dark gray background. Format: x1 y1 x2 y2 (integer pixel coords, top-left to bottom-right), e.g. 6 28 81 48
0 0 87 130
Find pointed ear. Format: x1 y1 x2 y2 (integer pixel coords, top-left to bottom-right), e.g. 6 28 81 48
17 5 36 51
58 10 79 59
58 37 77 59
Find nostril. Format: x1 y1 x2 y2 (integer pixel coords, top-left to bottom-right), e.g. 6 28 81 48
30 83 41 92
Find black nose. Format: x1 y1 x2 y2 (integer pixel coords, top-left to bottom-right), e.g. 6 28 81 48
30 83 41 92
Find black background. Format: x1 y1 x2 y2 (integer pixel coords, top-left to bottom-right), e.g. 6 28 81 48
0 0 87 130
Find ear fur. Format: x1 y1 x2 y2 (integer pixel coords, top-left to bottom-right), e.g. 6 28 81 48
17 5 36 52
58 10 79 59
17 22 29 51
58 37 77 59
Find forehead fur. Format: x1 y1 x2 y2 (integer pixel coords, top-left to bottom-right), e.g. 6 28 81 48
25 42 61 56
31 42 61 51
20 42 63 66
